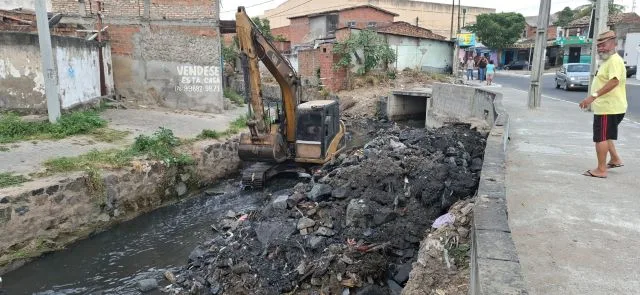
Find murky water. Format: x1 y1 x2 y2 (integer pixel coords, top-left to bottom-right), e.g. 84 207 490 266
0 180 270 295
0 123 379 295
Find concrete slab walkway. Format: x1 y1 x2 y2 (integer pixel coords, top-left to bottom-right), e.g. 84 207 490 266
494 87 640 294
0 107 247 175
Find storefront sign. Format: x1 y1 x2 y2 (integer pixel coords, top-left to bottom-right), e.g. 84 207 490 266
457 33 476 47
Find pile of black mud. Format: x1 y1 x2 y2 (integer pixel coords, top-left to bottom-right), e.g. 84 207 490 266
168 122 487 295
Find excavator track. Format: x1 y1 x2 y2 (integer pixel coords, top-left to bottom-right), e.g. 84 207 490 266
241 162 271 189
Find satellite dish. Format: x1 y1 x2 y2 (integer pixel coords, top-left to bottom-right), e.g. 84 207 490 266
49 13 63 27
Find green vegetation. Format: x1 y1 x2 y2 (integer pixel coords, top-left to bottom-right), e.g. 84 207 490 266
252 16 275 40
449 243 471 268
44 148 135 173
334 30 396 75
44 127 194 174
197 115 249 140
0 173 28 188
197 129 222 140
226 115 248 135
224 88 245 106
90 128 130 143
554 7 575 27
467 12 526 50
0 111 114 144
222 42 239 68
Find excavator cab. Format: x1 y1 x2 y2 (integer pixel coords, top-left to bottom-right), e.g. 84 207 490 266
295 100 345 164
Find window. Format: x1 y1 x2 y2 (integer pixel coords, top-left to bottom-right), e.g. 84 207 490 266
346 21 356 28
367 22 377 28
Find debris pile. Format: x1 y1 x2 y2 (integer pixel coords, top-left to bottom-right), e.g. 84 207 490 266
165 123 486 295
402 200 474 295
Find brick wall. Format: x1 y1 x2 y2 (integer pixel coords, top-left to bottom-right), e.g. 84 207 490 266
150 0 215 20
50 0 224 113
106 25 142 56
338 6 395 30
52 0 217 19
298 44 346 92
271 26 290 40
377 21 445 40
287 17 310 45
526 24 557 40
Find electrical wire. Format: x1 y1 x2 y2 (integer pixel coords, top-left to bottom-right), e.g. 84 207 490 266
221 0 278 13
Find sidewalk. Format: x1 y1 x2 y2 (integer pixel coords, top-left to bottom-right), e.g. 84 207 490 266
0 107 247 175
494 87 640 294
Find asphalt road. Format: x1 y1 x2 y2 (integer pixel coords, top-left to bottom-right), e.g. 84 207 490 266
495 73 640 122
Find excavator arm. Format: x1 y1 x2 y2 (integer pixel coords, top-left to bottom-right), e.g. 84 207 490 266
235 6 299 143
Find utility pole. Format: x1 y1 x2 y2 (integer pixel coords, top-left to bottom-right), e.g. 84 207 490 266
35 0 61 122
457 0 461 33
527 0 551 109
450 0 455 39
587 0 609 97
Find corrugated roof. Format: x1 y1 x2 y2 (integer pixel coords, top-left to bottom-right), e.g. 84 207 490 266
566 12 640 28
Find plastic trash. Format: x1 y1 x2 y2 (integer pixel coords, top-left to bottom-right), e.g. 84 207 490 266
432 213 455 228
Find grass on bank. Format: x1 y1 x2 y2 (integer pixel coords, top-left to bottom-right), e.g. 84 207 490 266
42 114 249 175
0 111 128 144
224 88 245 107
44 127 193 174
197 115 248 140
0 173 28 188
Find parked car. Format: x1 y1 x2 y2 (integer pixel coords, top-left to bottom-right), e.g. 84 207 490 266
626 64 637 78
555 63 590 91
504 60 530 70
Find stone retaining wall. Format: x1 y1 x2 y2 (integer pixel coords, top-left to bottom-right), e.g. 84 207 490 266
0 139 241 274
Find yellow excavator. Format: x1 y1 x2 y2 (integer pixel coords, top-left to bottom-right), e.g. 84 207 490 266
235 6 347 188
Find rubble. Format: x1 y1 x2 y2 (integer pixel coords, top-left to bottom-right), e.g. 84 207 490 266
170 122 486 294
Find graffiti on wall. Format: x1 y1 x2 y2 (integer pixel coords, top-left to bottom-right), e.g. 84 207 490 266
175 65 221 93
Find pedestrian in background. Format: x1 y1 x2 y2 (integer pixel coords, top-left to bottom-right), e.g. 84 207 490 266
477 55 488 81
579 30 627 178
465 58 475 80
486 60 495 85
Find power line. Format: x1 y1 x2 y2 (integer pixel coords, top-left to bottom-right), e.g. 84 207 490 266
221 0 277 14
269 0 315 17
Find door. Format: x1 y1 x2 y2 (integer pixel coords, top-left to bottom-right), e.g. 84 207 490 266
568 47 581 63
505 51 514 65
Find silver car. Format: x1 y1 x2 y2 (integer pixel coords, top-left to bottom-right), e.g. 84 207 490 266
555 63 591 91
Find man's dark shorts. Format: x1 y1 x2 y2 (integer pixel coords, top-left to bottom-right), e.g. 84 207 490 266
593 113 625 142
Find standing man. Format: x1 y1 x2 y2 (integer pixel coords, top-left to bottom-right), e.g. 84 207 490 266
579 31 627 178
477 55 488 81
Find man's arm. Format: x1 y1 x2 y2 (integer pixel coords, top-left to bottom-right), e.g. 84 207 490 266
579 78 619 108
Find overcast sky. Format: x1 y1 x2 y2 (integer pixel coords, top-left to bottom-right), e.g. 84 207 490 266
220 0 632 21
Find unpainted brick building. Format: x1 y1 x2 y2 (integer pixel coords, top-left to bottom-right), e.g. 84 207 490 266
50 0 224 113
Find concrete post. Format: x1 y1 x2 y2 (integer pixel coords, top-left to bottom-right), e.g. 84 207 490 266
35 0 61 122
527 0 551 109
587 0 609 96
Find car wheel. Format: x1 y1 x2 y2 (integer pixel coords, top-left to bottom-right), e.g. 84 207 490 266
555 79 560 89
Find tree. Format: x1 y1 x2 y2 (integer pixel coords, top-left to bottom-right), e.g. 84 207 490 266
573 1 625 19
252 16 274 40
333 30 396 75
467 12 526 50
554 7 575 27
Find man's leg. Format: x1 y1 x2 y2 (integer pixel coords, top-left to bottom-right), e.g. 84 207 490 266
607 140 623 165
586 114 608 177
592 141 609 176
